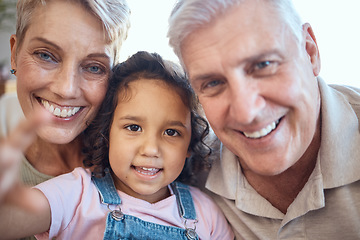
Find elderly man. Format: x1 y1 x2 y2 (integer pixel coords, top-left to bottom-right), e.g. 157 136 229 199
168 0 360 239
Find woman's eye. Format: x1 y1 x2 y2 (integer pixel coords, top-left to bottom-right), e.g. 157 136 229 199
165 129 179 136
126 125 141 132
86 65 104 74
35 51 56 62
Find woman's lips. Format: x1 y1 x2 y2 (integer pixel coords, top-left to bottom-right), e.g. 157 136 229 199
38 97 82 118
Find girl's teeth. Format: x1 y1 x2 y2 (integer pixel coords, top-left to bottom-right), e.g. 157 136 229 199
40 99 81 118
135 166 160 175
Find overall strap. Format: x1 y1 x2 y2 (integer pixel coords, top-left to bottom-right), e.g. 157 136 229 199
92 168 121 205
171 181 197 220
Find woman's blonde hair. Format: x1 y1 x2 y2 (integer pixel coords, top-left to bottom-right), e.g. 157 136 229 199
15 0 131 65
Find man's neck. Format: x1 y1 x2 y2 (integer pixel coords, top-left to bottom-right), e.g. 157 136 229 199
243 126 321 214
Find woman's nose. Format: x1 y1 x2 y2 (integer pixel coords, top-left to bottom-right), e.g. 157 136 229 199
51 62 81 99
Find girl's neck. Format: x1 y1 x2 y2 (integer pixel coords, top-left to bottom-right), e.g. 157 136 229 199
25 135 84 177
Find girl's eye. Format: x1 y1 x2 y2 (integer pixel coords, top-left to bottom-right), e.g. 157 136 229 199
126 124 141 132
165 129 180 136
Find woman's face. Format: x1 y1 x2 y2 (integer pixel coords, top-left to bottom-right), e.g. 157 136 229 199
10 0 112 144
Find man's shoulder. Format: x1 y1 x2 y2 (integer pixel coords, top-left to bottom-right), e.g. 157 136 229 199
328 83 360 104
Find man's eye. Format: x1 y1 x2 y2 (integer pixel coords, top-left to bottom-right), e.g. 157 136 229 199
255 61 271 70
205 80 222 88
250 60 278 76
165 129 179 136
126 125 141 132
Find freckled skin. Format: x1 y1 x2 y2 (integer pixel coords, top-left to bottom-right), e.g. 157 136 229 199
10 0 111 144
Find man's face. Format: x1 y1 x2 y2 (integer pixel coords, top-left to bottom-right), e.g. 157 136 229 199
181 0 321 176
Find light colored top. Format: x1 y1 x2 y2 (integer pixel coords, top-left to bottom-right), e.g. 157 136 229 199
205 77 360 239
0 92 53 186
35 167 234 240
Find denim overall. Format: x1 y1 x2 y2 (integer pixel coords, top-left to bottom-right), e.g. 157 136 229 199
92 169 199 240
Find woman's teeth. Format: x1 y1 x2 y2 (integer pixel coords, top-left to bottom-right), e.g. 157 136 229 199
243 120 279 139
41 99 81 118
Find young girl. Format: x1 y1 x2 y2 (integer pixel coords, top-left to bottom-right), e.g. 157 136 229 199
0 51 234 239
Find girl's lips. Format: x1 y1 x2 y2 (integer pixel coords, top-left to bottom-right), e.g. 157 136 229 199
37 97 82 118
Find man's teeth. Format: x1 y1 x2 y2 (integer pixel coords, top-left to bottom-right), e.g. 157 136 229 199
41 99 80 118
243 120 279 139
135 167 160 175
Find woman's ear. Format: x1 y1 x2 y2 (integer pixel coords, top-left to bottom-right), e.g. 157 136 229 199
10 34 17 71
302 23 321 76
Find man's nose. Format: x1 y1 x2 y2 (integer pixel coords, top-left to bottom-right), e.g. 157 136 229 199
228 76 265 124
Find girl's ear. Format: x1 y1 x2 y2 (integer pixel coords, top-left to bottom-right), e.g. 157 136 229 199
186 151 191 158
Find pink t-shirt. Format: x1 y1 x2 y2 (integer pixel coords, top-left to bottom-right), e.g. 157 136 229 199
35 167 234 239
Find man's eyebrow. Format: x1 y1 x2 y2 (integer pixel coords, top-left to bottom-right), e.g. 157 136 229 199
190 50 283 82
191 73 221 83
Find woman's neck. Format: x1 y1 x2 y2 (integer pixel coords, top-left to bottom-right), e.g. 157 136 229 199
25 135 84 177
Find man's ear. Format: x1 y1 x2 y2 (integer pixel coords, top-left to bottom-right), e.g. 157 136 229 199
10 34 17 71
303 23 321 76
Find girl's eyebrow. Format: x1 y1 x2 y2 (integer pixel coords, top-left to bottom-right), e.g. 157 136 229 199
167 120 187 128
119 115 142 121
118 116 187 128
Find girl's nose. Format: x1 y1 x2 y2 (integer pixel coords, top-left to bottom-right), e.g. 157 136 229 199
139 134 160 158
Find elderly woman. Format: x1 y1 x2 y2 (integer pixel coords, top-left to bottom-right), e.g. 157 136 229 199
0 0 130 188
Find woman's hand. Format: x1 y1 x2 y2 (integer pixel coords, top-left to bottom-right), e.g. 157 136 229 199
0 112 50 201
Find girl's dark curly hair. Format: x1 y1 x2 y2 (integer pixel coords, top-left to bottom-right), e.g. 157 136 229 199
83 51 212 184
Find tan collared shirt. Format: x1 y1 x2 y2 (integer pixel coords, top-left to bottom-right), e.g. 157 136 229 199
205 78 360 239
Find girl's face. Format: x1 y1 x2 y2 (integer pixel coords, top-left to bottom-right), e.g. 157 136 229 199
10 0 112 144
109 78 192 203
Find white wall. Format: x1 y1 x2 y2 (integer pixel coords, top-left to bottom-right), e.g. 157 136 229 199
120 0 360 88
293 0 360 88
1 0 359 87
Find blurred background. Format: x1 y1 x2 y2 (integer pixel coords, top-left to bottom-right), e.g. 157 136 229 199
1 0 359 92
